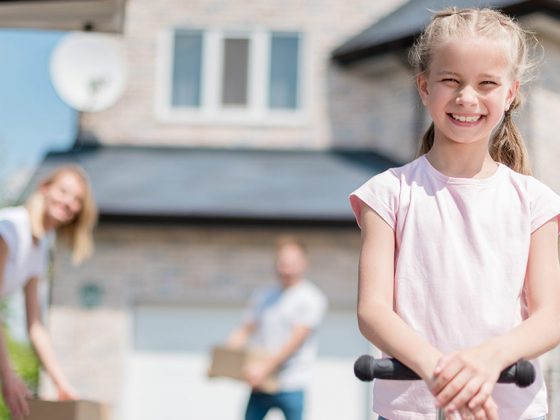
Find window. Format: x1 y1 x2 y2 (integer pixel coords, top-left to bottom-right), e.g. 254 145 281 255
171 30 203 107
269 32 299 110
221 37 249 107
157 28 306 125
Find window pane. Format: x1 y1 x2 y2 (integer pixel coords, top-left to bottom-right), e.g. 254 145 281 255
172 30 202 107
221 38 249 106
269 33 299 110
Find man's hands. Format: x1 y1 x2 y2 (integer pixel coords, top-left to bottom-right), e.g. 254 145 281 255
244 357 276 390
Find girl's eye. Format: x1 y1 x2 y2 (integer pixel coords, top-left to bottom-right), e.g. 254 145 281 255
441 78 459 85
481 81 497 86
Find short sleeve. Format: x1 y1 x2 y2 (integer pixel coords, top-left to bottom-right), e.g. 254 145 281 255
296 288 327 329
349 168 401 230
528 177 560 234
0 219 18 255
242 287 275 324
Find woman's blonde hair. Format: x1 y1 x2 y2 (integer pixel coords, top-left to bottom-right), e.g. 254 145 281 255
26 165 97 265
409 7 540 175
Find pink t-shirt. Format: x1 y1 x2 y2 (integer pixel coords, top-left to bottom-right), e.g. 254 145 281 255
350 155 560 420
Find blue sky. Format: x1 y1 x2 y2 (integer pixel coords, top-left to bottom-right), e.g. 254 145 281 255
0 29 76 191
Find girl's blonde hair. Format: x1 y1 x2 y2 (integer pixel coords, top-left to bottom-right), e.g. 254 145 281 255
409 7 539 175
26 165 98 265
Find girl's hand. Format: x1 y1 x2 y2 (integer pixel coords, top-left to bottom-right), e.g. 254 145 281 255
1 368 31 419
445 396 498 419
431 346 501 418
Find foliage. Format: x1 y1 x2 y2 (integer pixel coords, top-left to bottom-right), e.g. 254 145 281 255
0 324 40 419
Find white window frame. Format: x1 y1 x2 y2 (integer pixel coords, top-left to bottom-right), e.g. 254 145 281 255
155 27 309 126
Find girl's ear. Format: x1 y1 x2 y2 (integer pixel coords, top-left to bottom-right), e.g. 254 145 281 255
507 79 520 108
416 73 429 106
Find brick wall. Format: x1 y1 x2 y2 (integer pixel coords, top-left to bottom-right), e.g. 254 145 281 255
527 36 560 192
51 223 361 309
80 0 408 150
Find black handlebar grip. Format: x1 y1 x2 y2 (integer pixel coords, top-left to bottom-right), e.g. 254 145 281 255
354 355 536 388
497 359 535 388
353 354 375 381
354 354 420 381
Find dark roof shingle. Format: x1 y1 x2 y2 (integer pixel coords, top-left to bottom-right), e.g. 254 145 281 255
28 146 398 224
332 0 560 64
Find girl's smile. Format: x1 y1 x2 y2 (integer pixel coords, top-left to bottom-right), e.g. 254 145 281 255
447 113 485 128
449 113 483 123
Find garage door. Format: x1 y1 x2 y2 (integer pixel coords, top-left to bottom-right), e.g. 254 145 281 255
119 305 374 420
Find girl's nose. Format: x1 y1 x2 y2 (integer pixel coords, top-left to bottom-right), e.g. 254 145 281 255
456 86 478 106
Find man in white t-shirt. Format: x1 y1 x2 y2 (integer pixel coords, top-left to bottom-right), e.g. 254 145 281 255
226 236 327 420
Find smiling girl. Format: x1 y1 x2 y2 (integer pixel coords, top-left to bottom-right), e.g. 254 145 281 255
350 8 560 420
0 165 97 418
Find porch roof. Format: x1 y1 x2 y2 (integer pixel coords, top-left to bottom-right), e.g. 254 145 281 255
28 145 398 224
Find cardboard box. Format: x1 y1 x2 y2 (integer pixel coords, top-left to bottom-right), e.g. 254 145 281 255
208 345 278 393
25 399 110 420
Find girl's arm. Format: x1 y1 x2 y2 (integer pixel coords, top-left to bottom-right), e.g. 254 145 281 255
24 277 78 400
432 218 560 415
0 238 31 418
357 204 442 381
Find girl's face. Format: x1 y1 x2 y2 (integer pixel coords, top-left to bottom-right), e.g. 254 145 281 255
41 172 85 228
417 37 519 147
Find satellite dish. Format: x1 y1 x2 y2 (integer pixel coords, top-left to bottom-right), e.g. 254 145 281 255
50 32 127 112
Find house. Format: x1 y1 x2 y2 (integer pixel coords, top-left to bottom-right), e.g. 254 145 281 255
27 0 560 419
27 2 407 418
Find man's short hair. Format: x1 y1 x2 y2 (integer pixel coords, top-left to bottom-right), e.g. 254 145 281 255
275 235 307 255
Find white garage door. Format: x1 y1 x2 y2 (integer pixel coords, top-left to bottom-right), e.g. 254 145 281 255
119 305 375 420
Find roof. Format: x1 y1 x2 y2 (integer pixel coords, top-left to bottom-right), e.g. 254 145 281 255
27 145 398 224
0 0 126 33
332 0 560 64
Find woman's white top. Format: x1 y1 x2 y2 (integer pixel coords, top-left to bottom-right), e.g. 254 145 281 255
0 206 49 297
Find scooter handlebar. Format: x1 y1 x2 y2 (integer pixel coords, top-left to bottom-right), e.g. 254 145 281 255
354 355 535 388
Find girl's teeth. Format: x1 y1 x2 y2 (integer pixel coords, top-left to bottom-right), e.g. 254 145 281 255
452 114 481 122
